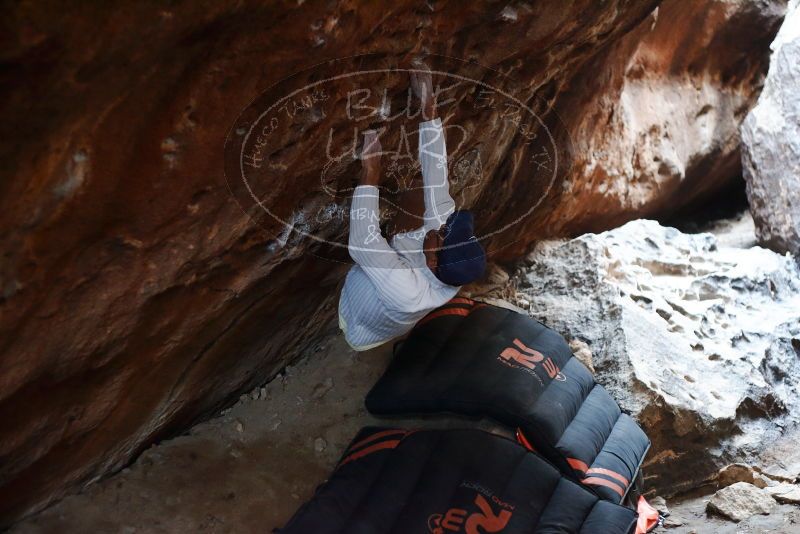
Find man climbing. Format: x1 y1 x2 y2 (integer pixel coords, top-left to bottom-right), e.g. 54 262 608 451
338 67 486 351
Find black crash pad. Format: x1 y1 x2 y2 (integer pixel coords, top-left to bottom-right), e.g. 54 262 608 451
279 427 638 533
366 298 651 503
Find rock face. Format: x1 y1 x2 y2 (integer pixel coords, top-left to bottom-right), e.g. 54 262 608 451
742 0 800 257
537 0 787 236
515 216 800 495
707 482 776 522
0 0 785 525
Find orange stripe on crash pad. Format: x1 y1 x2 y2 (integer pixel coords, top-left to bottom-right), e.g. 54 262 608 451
587 467 629 486
339 440 401 467
582 477 625 497
447 297 476 306
567 457 589 473
346 429 407 454
417 307 470 326
515 429 536 452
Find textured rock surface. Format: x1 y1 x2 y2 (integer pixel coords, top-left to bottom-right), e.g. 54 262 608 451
716 464 770 489
515 215 800 495
765 484 800 505
742 0 800 256
707 482 776 522
668 490 800 533
538 0 787 235
0 0 785 525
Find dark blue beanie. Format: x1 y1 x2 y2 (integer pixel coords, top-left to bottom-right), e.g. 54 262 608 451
436 210 486 287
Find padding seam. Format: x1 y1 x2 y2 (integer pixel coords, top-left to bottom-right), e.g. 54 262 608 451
574 482 598 528
336 430 424 533
562 382 623 471
375 432 446 534
532 476 582 530
525 355 589 442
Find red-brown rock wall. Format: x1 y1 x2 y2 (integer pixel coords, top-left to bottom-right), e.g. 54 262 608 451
0 0 784 525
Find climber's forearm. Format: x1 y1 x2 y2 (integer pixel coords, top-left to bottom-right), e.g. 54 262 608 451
423 100 436 122
419 117 455 230
359 165 380 187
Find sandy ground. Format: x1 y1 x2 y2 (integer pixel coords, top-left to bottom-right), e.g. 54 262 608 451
11 322 505 533
12 212 800 533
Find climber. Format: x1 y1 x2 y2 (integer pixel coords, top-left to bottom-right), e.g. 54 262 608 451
338 67 486 351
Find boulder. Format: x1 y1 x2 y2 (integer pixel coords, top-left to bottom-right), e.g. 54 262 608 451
761 463 800 483
662 515 685 529
707 482 776 522
538 0 788 237
516 217 800 495
765 483 800 504
742 0 800 257
0 0 785 525
716 464 770 489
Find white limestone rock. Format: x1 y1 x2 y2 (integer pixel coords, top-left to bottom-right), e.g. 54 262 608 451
741 0 800 256
516 217 800 495
707 482 776 522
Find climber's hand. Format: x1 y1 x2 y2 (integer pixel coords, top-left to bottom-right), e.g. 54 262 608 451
360 130 382 186
410 61 436 120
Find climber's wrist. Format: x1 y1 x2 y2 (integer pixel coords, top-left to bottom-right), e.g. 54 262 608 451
424 101 437 121
360 167 380 186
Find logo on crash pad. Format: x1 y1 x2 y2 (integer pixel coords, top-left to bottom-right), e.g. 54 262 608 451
498 338 566 382
428 493 513 534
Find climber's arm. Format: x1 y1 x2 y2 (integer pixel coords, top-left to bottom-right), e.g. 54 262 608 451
348 131 398 265
348 185 423 310
420 116 455 231
348 132 423 310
